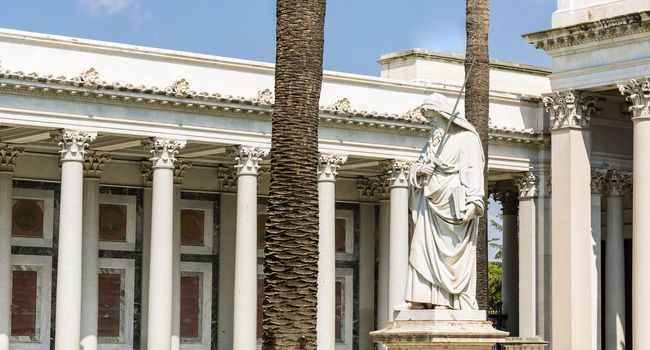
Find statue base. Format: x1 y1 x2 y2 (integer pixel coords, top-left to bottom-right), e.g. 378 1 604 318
371 309 508 350
502 336 547 349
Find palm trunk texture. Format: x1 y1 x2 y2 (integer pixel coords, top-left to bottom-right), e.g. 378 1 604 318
263 1 326 349
465 0 490 311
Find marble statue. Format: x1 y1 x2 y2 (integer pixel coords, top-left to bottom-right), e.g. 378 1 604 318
405 93 485 310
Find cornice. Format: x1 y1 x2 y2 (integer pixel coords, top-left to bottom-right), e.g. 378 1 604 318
523 11 650 51
0 67 546 146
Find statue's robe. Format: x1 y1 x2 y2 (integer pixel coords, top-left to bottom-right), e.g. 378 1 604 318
406 126 485 310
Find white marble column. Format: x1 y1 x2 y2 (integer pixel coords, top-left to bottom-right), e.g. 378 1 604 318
144 137 185 350
231 146 267 350
0 144 23 350
52 129 97 350
316 154 347 350
140 163 153 350
382 160 411 318
376 182 390 330
543 91 595 350
496 191 518 336
80 151 110 350
358 200 376 350
515 172 539 338
604 170 629 350
619 79 650 349
590 169 607 350
171 159 190 350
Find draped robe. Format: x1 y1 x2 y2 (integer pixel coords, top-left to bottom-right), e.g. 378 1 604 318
405 125 485 310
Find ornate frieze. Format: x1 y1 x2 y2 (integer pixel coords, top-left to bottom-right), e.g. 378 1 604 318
73 68 103 87
216 165 237 192
254 88 274 105
317 154 347 182
0 143 25 172
543 90 596 129
605 170 632 197
402 106 426 123
327 98 352 113
230 145 268 176
618 78 650 119
166 78 193 97
83 150 111 178
380 160 413 188
173 158 192 184
142 137 186 169
514 172 538 199
51 129 97 162
590 168 608 195
493 191 518 215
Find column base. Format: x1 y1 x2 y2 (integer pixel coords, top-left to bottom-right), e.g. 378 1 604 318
502 336 547 349
370 309 508 349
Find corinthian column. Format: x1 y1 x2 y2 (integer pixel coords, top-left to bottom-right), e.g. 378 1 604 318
590 168 607 350
172 159 191 350
143 137 186 350
619 78 650 349
80 151 111 350
0 144 23 350
231 145 267 350
381 160 412 319
514 172 538 338
604 170 630 350
51 129 97 350
316 154 347 349
543 91 596 350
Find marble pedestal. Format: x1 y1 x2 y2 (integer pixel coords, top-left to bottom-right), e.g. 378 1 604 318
501 336 547 350
370 309 507 350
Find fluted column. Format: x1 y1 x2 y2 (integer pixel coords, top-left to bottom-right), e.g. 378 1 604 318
52 129 97 350
495 191 518 336
316 154 347 350
604 170 630 350
591 168 607 350
0 144 23 350
382 160 412 319
144 137 186 350
80 151 111 350
171 159 191 350
515 172 539 338
619 79 650 349
231 146 267 350
543 91 596 350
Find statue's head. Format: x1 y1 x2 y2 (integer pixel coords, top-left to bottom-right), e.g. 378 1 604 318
421 93 478 134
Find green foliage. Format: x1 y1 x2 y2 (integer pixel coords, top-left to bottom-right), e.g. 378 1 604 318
488 261 502 311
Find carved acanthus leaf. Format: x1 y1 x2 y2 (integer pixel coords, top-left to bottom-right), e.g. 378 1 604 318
514 172 538 198
173 158 192 184
51 129 97 162
75 68 103 87
543 90 596 129
142 137 186 169
141 162 153 186
83 151 111 178
328 98 351 113
380 159 413 188
590 168 608 194
618 78 650 119
230 145 268 176
605 170 632 196
0 143 25 172
166 79 194 97
216 165 237 192
317 154 347 182
254 88 274 105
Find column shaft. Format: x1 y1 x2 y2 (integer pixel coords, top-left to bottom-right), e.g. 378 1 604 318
171 184 181 350
502 211 518 335
217 193 237 350
359 203 376 350
147 167 174 349
590 192 602 350
605 194 625 350
632 118 650 349
317 179 336 350
140 185 152 350
388 185 408 318
0 172 12 350
518 197 537 337
80 178 100 350
376 199 390 328
233 174 258 349
55 160 85 349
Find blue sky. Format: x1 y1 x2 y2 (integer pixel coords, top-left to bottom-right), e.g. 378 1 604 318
1 0 555 76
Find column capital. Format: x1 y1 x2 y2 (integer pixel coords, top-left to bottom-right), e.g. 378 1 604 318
590 168 608 195
173 158 192 185
514 171 538 199
229 145 268 176
357 176 390 202
0 143 24 172
51 129 97 162
618 77 650 120
543 90 597 129
142 137 186 169
380 160 413 188
605 170 632 197
141 161 153 187
318 153 347 182
494 191 518 215
216 165 238 192
83 151 111 178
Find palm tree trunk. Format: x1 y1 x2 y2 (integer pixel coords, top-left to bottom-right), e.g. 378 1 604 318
465 0 490 311
263 1 326 349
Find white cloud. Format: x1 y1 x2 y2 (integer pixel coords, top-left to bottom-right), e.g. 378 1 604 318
81 0 137 15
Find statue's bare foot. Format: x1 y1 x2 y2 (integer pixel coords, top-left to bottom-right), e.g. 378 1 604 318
434 304 452 310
